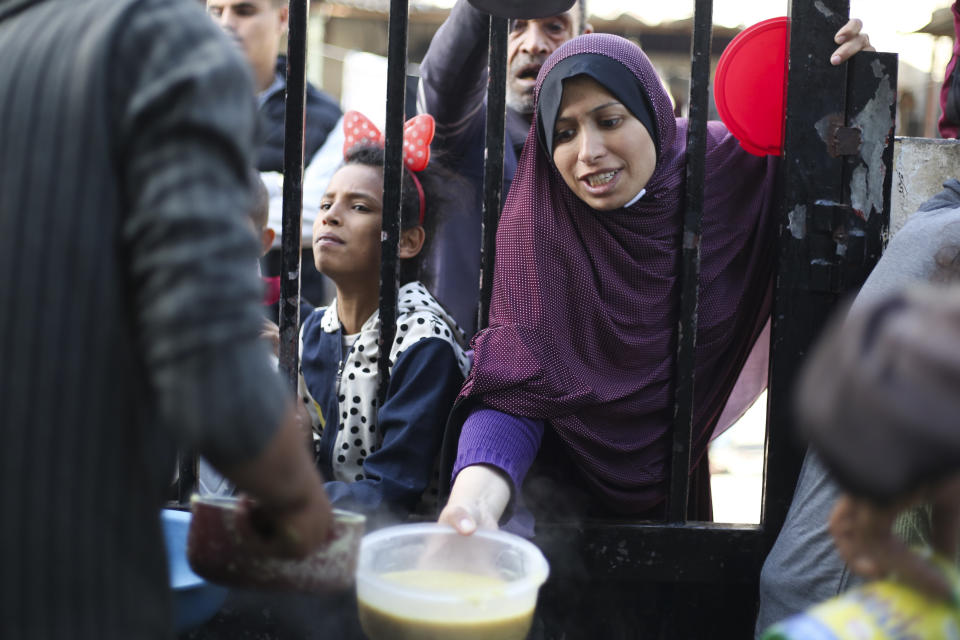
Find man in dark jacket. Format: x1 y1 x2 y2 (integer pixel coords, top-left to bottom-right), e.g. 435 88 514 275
0 0 332 637
208 0 342 306
206 0 340 170
417 0 589 334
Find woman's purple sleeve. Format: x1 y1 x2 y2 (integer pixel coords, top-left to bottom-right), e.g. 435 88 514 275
452 406 544 496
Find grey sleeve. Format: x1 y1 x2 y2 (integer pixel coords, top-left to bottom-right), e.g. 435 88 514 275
850 196 960 313
915 178 960 213
755 451 861 635
114 0 288 466
417 0 491 141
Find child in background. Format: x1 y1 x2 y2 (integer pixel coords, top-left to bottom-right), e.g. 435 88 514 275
299 112 470 524
246 171 317 329
197 171 313 497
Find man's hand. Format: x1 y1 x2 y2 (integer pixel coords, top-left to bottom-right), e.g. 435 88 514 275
830 474 960 601
237 482 333 559
831 18 875 66
437 464 511 535
221 406 333 558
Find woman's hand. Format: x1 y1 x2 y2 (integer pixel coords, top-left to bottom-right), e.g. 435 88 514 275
830 474 960 601
438 464 512 535
831 18 875 66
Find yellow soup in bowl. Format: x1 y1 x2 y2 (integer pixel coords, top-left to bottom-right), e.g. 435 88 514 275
358 570 534 640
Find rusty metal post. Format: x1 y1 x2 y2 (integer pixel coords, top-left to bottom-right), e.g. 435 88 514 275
667 0 713 524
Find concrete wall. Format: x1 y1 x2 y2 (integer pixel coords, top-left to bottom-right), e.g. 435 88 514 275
892 137 960 235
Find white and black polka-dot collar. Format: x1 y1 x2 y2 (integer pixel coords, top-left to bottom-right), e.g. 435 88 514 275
302 282 470 487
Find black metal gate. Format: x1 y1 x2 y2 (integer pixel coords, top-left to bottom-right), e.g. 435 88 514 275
180 0 898 636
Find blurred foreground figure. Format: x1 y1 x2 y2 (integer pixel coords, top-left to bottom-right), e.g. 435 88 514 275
755 181 960 634
798 284 960 602
0 0 331 637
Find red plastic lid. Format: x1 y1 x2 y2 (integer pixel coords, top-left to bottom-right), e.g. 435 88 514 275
714 17 789 157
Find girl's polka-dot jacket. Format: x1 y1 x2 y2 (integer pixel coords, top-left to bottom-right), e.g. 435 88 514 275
299 281 471 520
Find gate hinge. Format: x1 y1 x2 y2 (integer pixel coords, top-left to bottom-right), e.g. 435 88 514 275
826 123 862 157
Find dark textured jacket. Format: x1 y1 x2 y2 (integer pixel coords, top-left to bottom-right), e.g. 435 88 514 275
417 0 525 333
0 0 287 636
256 56 342 173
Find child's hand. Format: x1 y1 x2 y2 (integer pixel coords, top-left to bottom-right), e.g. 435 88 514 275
830 474 960 601
831 18 874 66
261 319 280 357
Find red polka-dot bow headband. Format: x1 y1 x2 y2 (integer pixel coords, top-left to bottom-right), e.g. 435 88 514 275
342 110 435 225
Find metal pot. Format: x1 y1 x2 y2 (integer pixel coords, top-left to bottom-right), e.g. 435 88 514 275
186 495 366 594
162 509 229 632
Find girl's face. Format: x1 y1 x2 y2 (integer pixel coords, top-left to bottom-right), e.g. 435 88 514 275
314 163 383 287
550 75 656 211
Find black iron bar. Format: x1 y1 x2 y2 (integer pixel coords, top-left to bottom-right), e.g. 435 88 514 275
535 521 764 583
278 0 309 391
763 0 850 543
476 15 508 333
377 0 409 404
667 0 712 523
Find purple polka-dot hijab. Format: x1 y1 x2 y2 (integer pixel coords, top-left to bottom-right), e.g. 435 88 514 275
461 34 778 514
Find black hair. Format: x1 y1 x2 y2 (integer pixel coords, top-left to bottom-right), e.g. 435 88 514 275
342 145 460 289
507 2 587 35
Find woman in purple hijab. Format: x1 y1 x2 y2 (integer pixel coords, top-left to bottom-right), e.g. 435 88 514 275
437 33 808 534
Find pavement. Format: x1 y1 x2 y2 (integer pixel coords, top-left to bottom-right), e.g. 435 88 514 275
709 391 766 524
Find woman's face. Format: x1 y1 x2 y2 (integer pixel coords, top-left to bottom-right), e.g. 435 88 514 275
313 163 383 287
550 75 656 211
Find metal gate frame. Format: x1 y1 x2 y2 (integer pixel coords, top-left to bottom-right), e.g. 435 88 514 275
178 0 898 635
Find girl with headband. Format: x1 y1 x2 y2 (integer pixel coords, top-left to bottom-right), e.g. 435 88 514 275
298 112 471 524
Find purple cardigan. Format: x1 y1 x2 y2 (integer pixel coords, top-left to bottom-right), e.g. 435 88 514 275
453 408 542 491
453 407 542 535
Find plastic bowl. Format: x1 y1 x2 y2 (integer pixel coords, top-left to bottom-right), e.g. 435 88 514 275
356 523 550 640
714 16 790 156
162 509 229 632
187 495 366 593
